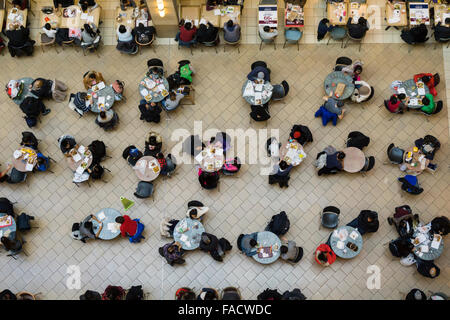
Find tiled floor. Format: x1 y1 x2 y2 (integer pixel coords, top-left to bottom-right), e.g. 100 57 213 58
0 42 448 300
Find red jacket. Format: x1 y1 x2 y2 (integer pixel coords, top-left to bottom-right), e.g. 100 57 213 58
414 73 437 97
315 244 336 266
119 215 137 237
179 26 197 42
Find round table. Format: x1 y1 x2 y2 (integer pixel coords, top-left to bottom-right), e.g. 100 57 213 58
0 213 16 242
87 84 115 113
12 148 37 172
391 79 430 109
139 74 169 103
133 156 161 181
252 231 282 265
329 226 363 259
280 141 307 166
195 145 225 173
242 80 273 105
324 71 355 100
92 208 121 240
342 147 366 173
402 147 429 175
11 77 35 105
66 146 93 172
173 218 205 250
411 227 444 261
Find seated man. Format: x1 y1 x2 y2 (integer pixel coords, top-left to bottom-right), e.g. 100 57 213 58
156 152 176 176
289 124 313 146
386 94 408 113
120 0 136 10
199 232 232 262
69 92 92 115
53 0 74 9
78 215 102 243
134 23 156 44
144 132 162 156
196 22 218 44
95 110 118 129
259 25 278 41
346 210 379 235
42 23 57 40
139 100 162 123
413 73 438 97
410 23 429 43
116 215 145 243
250 103 270 121
175 20 197 46
21 131 39 149
323 94 345 120
420 94 436 115
269 160 293 188
159 241 185 266
314 243 336 266
116 25 137 54
30 78 68 102
223 19 240 43
5 25 35 57
280 236 303 263
162 91 184 112
347 17 369 39
83 71 104 90
236 233 258 257
317 151 345 176
434 18 450 42
122 145 143 166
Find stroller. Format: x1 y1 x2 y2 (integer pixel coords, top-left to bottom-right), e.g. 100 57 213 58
387 205 418 238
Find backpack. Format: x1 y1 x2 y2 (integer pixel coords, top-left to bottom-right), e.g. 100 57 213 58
0 198 14 215
17 213 34 231
282 289 306 300
257 289 282 300
265 211 290 236
126 285 144 300
24 116 37 128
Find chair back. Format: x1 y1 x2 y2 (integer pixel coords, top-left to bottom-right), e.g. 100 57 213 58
433 73 440 86
361 156 375 172
433 101 443 114
387 144 404 164
281 80 289 96
221 287 241 300
16 291 36 300
251 61 267 70
271 84 285 100
321 206 340 229
202 33 220 47
134 181 154 198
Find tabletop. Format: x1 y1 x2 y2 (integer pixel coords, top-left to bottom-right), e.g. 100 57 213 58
409 2 430 26
115 7 136 35
6 8 27 30
173 218 205 250
181 5 201 25
348 2 367 24
220 5 241 27
327 2 347 26
411 226 444 261
330 226 363 259
342 147 366 173
133 156 161 181
402 147 429 174
280 141 306 166
87 83 115 113
40 10 60 29
0 9 5 33
59 5 101 29
385 1 408 27
11 77 35 105
201 5 220 27
242 79 273 105
392 79 429 109
434 3 449 26
13 147 37 173
285 4 304 27
0 213 16 242
66 145 93 173
252 231 281 264
139 74 169 103
324 71 355 100
92 208 121 240
195 145 225 172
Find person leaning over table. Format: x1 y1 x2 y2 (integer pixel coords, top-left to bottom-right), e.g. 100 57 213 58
53 0 74 10
196 22 219 44
314 243 336 266
434 18 450 43
79 215 102 243
237 232 258 257
346 210 379 236
420 94 436 114
58 135 77 155
387 93 409 113
259 25 278 41
115 215 145 243
83 71 104 90
81 23 100 50
347 17 369 39
323 94 345 120
223 19 240 43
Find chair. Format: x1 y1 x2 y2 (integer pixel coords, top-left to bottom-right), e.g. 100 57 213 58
82 35 101 57
327 27 347 48
387 143 404 164
221 287 242 300
344 34 364 52
40 33 58 53
320 206 340 229
179 85 195 105
421 101 443 116
178 40 194 55
283 28 302 51
134 181 154 199
271 80 289 101
16 291 40 300
200 33 219 53
136 33 156 55
334 56 352 71
259 33 276 50
251 61 267 70
360 156 375 172
223 38 241 53
61 39 77 51
7 168 27 184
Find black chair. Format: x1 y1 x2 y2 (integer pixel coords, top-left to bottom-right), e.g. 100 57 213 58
387 143 404 164
334 56 352 71
421 101 443 116
320 206 340 229
360 156 375 172
147 58 163 69
134 181 154 199
251 61 267 70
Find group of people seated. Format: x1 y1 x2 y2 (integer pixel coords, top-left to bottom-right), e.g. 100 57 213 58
400 18 450 45
116 22 155 54
79 285 145 300
388 205 448 279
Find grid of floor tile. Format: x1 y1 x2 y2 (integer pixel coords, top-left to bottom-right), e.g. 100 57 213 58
0 43 448 300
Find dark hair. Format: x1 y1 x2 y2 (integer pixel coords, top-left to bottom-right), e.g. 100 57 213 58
398 93 406 100
149 136 157 145
336 100 344 108
184 22 192 30
115 216 125 224
119 25 126 33
249 239 257 247
12 0 21 5
99 111 106 119
199 24 207 32
227 20 234 28
337 152 346 160
318 252 327 263
390 95 398 104
84 221 93 229
89 73 96 79
422 97 430 105
421 75 431 83
279 160 288 170
445 18 450 25
189 209 198 218
280 245 288 254
81 3 88 11
203 291 216 300
354 65 363 73
84 23 96 38
358 17 366 25
263 26 270 32
156 152 164 159
44 23 51 30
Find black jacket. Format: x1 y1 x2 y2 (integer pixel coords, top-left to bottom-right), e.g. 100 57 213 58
31 78 53 99
53 0 74 7
196 23 218 43
20 97 45 118
139 102 161 123
0 198 14 216
410 24 428 43
134 26 156 44
435 22 450 40
6 27 31 47
347 19 369 39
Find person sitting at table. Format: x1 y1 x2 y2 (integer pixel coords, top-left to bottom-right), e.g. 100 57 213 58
420 94 436 115
68 92 92 115
315 99 342 127
316 151 345 176
81 23 100 51
413 73 438 97
182 135 205 157
237 232 258 257
138 100 162 123
79 290 102 300
0 289 17 300
430 216 450 236
0 237 23 253
250 103 271 121
323 94 345 120
206 0 221 10
314 243 336 267
414 135 440 161
175 287 196 300
53 0 74 9
196 22 219 44
134 23 156 45
175 20 197 46
58 134 76 155
186 200 209 221
347 17 369 40
20 96 51 128
259 25 278 42
144 132 162 156
122 145 143 166
30 78 68 103
341 61 363 81
21 131 39 150
434 18 450 43
162 91 184 112
159 241 185 266
178 60 195 85
115 215 145 243
102 286 126 300
156 152 176 176
35 153 51 172
280 236 303 263
289 125 313 146
79 0 98 12
198 170 220 189
0 165 13 184
120 0 136 10
402 23 429 44
95 110 118 130
415 258 440 279
199 232 232 262
197 288 219 300
116 25 138 54
247 67 270 82
78 214 102 243
224 19 240 43
5 25 35 57
346 210 379 236
269 160 293 188
111 80 125 102
389 237 414 258
386 93 408 113
43 23 57 40
83 71 104 90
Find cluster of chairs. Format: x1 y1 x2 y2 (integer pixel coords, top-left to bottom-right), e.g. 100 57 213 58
175 287 242 300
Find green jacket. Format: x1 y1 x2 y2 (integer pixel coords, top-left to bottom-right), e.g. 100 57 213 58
420 94 435 114
180 64 192 83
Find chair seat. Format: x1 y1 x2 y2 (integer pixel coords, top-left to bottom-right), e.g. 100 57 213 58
322 212 339 229
41 34 54 44
285 29 302 41
331 27 347 40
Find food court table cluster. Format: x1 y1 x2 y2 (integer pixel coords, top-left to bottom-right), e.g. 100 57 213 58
39 5 100 29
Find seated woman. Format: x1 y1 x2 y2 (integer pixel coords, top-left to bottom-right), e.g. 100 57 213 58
144 132 163 156
420 94 436 115
134 23 156 45
115 214 145 243
186 201 209 221
317 151 345 176
223 19 240 43
196 22 219 44
280 237 303 263
413 73 438 97
386 94 408 113
162 91 184 112
81 23 100 51
95 110 118 130
175 20 197 46
116 25 137 54
247 68 270 82
269 160 293 188
139 100 162 123
30 78 68 102
58 134 76 155
69 92 92 115
111 80 125 101
430 216 450 236
156 152 176 176
342 61 363 81
178 60 195 85
122 145 143 166
346 210 379 235
347 17 369 39
199 232 232 262
314 243 336 266
83 71 104 90
159 241 185 266
236 233 258 257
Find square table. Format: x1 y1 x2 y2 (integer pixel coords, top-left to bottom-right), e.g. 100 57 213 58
385 1 408 28
201 4 220 27
285 3 304 27
180 5 201 27
5 8 27 30
348 2 367 24
219 5 241 27
433 3 450 25
327 2 348 26
408 2 430 26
